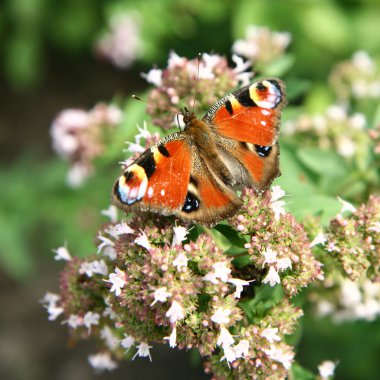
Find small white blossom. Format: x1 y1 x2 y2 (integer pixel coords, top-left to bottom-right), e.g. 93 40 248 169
265 345 294 369
79 260 108 277
164 326 177 348
220 344 237 365
231 54 253 86
263 247 277 266
41 292 60 307
88 352 118 372
261 327 281 343
133 342 153 361
100 326 119 350
166 301 185 323
318 360 336 379
52 246 71 261
121 334 135 351
368 221 380 233
105 222 134 238
67 162 91 188
97 233 115 254
142 68 163 87
228 278 251 298
271 185 286 202
234 339 250 358
217 327 235 347
134 231 151 251
173 252 188 271
101 205 118 223
66 314 83 329
47 306 64 321
310 231 327 247
276 257 292 272
172 226 188 246
83 311 100 333
262 266 281 287
337 196 356 214
150 287 172 306
105 267 127 296
203 261 231 284
211 307 231 325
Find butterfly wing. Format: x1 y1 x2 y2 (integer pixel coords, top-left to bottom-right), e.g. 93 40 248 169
203 78 286 189
112 133 192 216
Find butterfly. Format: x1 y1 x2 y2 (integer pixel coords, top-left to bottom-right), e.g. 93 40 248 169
112 78 286 226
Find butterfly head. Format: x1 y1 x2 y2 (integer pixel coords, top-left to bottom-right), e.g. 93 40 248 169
181 107 197 126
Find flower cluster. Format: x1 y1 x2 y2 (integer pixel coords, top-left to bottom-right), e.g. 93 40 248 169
95 12 141 69
229 186 324 297
324 195 380 281
314 276 380 323
143 52 252 130
204 299 302 380
50 103 122 187
329 50 380 101
45 184 322 378
232 25 291 72
284 104 369 159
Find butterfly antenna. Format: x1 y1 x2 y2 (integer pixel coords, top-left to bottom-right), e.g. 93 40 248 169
191 52 202 113
131 94 177 114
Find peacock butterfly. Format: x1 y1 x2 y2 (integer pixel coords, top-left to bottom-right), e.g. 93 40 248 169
112 78 286 226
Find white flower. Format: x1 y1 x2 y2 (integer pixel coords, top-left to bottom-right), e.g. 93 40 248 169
168 51 187 69
133 342 153 361
352 50 375 73
100 326 119 350
262 247 277 266
318 360 336 379
276 257 292 272
164 326 177 348
150 287 172 306
80 260 108 277
47 306 64 321
121 334 135 351
262 266 281 287
173 252 188 271
337 136 356 158
337 196 356 214
105 267 127 296
211 307 231 325
172 226 188 246
66 314 83 329
105 222 134 238
217 327 235 347
271 185 286 202
309 231 327 247
203 261 231 284
234 339 250 358
52 246 71 261
228 278 251 298
142 68 163 87
261 327 281 343
265 345 294 369
101 205 118 223
88 352 118 372
166 301 185 323
134 231 151 251
97 233 115 254
83 311 100 332
41 292 60 307
220 344 237 364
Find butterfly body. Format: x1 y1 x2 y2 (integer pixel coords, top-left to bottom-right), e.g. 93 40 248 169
113 78 286 226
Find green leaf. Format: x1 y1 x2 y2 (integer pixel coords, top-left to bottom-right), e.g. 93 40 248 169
289 362 317 380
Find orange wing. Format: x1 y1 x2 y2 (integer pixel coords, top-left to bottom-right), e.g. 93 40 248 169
113 134 192 215
204 79 286 146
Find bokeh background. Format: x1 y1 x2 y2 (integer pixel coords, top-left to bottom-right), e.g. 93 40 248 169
1 1 380 379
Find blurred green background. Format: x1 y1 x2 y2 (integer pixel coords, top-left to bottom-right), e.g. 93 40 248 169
1 0 380 379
